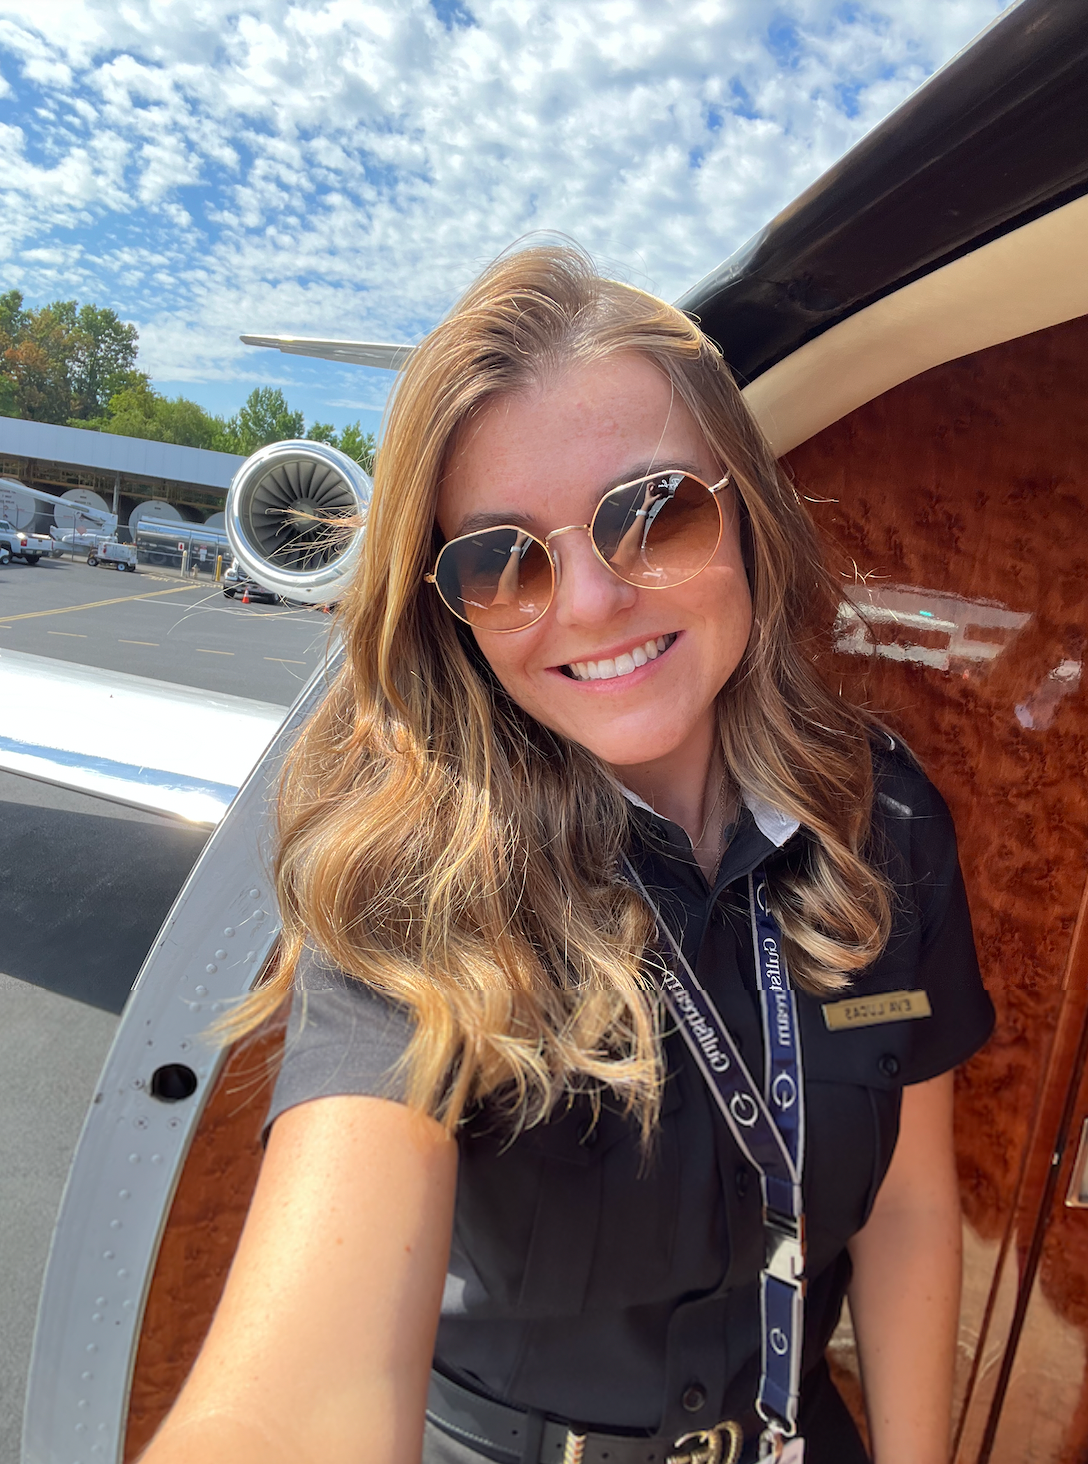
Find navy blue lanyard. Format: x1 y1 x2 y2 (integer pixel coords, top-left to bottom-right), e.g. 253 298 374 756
622 859 806 1446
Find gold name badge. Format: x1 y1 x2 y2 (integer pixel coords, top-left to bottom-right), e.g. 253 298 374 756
821 989 932 1031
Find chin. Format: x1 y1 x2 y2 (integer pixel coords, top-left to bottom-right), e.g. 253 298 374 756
551 720 694 772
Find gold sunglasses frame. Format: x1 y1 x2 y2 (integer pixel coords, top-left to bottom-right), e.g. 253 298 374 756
425 470 730 633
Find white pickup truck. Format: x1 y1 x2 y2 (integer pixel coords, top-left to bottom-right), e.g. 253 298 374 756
0 518 51 564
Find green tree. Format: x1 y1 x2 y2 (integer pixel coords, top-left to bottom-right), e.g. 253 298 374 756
0 292 140 423
87 379 228 449
69 304 140 420
219 387 305 455
335 421 377 474
2 301 78 422
305 418 376 473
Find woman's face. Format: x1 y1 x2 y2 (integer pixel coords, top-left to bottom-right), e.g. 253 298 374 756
436 354 753 779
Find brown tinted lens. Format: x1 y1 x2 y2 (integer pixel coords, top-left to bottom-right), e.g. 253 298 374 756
592 473 722 587
435 528 553 630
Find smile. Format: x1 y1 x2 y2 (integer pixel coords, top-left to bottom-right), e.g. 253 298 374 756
565 634 677 682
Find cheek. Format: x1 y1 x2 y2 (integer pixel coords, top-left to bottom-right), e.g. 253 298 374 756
470 632 542 702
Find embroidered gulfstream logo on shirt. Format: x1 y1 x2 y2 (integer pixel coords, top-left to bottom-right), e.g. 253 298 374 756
821 989 933 1031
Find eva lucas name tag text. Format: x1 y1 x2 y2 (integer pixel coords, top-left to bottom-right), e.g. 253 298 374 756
821 989 933 1031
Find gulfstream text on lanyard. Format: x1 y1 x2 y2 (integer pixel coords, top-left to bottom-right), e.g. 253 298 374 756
623 860 807 1464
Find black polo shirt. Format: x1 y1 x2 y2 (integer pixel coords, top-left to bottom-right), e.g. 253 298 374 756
265 739 994 1447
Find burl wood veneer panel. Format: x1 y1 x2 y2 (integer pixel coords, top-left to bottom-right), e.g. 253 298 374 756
123 1015 286 1461
787 312 1088 1451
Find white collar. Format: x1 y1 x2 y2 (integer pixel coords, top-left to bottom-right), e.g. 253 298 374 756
618 782 800 850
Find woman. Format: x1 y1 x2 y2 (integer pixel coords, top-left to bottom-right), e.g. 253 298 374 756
142 244 993 1464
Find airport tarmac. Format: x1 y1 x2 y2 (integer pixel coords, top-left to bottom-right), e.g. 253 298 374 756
0 555 334 705
0 558 322 1461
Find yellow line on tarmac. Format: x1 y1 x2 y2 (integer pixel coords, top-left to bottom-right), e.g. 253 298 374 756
196 648 233 656
48 630 87 638
0 584 196 624
119 639 159 646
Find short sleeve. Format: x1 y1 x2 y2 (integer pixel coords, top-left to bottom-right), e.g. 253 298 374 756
896 800 995 1083
798 746 995 1090
263 946 414 1139
874 743 995 1084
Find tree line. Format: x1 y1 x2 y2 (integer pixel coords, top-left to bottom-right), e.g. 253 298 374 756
0 290 376 471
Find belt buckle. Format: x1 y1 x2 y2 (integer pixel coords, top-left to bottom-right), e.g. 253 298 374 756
668 1421 743 1464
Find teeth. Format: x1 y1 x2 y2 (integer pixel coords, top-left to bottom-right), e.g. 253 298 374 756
566 634 675 682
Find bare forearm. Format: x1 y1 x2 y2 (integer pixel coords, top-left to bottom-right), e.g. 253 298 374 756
138 1411 300 1464
848 1200 961 1464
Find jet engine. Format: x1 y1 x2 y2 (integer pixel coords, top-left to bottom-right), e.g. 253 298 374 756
225 439 371 604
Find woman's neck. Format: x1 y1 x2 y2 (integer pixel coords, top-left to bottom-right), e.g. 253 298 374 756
612 717 734 881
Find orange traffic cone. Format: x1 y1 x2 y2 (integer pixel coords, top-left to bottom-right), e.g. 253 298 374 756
242 586 250 604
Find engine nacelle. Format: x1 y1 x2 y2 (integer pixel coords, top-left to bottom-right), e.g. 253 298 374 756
225 439 371 604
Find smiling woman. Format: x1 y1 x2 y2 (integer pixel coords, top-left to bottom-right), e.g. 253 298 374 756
139 244 993 1464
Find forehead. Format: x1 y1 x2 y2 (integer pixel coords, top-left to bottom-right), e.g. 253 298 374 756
438 354 713 534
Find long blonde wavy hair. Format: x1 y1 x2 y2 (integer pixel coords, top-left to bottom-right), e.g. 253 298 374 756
230 242 890 1137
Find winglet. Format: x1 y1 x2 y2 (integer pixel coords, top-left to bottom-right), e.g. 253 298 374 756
239 334 415 371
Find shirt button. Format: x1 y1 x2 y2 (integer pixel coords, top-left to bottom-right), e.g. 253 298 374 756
735 1165 750 1199
878 1053 901 1079
682 1384 707 1413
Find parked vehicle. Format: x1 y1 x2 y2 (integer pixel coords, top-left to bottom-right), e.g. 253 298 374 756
222 576 278 603
0 518 50 564
87 540 138 573
135 521 231 571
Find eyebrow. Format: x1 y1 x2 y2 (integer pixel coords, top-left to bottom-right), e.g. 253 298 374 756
452 460 708 538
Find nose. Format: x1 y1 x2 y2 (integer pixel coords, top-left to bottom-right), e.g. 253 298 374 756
550 527 637 628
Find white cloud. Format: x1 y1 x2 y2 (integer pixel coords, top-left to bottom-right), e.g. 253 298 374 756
0 0 1010 410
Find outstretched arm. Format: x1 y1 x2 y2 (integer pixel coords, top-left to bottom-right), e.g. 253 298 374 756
847 1071 962 1464
140 1093 458 1464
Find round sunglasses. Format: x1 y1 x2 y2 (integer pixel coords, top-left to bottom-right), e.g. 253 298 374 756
426 470 728 633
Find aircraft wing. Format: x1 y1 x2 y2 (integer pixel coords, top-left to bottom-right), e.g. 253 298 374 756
238 333 415 370
0 649 287 826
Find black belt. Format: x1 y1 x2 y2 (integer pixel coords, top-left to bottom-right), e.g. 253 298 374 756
426 1369 757 1464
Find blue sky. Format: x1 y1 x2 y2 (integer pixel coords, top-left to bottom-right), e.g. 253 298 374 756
0 0 1008 438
